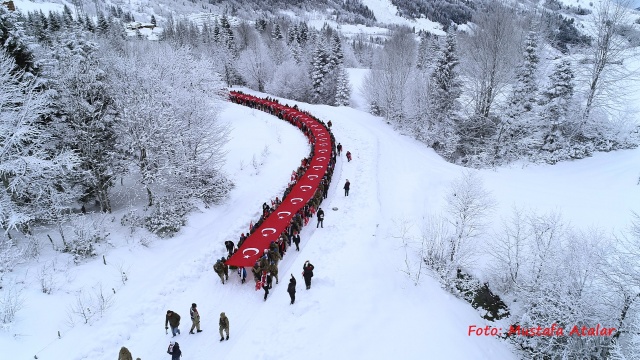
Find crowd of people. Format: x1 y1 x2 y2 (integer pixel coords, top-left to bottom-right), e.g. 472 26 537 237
221 92 346 296
117 92 356 359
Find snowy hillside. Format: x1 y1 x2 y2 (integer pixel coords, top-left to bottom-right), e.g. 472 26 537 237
2 68 639 359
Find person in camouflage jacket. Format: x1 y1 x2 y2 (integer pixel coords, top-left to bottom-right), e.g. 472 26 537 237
213 259 229 284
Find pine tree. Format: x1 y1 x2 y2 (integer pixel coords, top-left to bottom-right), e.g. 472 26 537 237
297 22 308 45
539 59 574 154
0 7 38 75
271 23 283 41
97 12 109 34
48 11 61 32
416 32 429 70
62 5 74 27
334 66 351 106
428 31 461 157
329 33 343 69
84 13 94 33
497 31 540 160
310 40 330 103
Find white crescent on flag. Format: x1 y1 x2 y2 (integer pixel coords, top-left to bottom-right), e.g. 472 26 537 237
277 211 291 219
300 185 312 192
307 175 318 180
290 197 304 204
261 228 276 236
313 165 322 170
242 248 260 258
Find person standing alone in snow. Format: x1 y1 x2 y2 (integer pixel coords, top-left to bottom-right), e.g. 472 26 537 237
302 261 315 290
189 303 202 334
316 208 325 228
219 312 230 341
346 151 352 162
287 274 297 304
165 310 181 337
337 143 342 156
344 179 350 196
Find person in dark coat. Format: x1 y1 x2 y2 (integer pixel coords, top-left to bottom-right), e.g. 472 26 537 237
224 241 235 256
292 231 301 251
165 310 181 337
316 208 325 228
263 278 270 301
287 274 297 304
302 261 314 290
344 179 350 196
168 341 182 360
337 143 342 156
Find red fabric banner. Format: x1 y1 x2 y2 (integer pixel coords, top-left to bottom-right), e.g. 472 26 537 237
225 92 333 268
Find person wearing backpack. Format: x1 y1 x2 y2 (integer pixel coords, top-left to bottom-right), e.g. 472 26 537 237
287 274 297 304
167 341 182 359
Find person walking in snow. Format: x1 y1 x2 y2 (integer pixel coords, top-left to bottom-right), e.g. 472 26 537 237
287 274 297 304
167 341 182 359
165 310 181 337
302 261 315 290
213 258 229 284
316 208 325 228
337 143 342 156
263 278 270 301
118 346 133 360
327 120 332 128
346 151 352 162
219 312 230 341
344 179 350 196
189 303 202 334
292 231 301 251
224 240 235 256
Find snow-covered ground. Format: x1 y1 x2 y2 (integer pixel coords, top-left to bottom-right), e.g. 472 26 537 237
2 68 639 360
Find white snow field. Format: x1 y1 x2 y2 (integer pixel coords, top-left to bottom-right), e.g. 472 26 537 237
3 69 639 360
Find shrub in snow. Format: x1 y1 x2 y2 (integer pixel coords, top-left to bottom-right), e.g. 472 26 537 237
0 282 23 325
144 197 193 237
454 270 510 321
0 237 24 279
60 216 109 264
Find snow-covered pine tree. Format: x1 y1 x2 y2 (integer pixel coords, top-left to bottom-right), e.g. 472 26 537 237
428 30 461 158
538 59 574 159
97 12 109 34
271 23 283 41
334 66 351 106
0 7 38 75
329 33 344 68
496 31 540 162
310 39 330 104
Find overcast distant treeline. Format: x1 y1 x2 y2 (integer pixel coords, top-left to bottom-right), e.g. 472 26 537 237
0 6 232 246
364 0 640 167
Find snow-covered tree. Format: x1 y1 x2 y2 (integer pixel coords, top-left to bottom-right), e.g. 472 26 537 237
0 7 38 75
0 50 79 234
238 37 275 92
461 1 523 118
427 30 461 157
538 59 575 156
362 29 416 128
265 59 312 102
334 66 351 106
496 31 540 161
